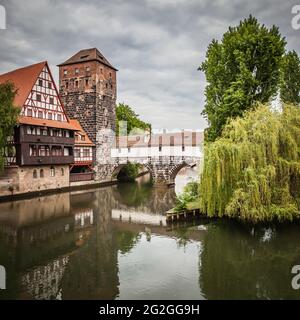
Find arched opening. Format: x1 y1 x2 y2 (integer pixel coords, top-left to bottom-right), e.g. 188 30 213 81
112 163 152 184
173 163 199 196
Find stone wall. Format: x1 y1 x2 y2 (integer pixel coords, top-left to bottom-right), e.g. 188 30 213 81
59 58 117 182
0 165 70 197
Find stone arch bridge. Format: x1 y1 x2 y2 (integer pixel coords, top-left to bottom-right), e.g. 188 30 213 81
109 131 203 186
111 156 201 186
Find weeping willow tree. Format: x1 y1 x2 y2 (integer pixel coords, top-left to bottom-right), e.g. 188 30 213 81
199 104 300 223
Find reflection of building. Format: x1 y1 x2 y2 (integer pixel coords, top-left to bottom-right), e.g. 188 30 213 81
62 189 119 299
0 62 77 197
22 257 69 300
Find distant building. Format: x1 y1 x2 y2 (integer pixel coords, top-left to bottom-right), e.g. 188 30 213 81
112 131 204 160
0 61 77 196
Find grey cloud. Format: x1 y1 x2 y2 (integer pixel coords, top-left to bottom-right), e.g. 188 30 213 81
0 0 299 130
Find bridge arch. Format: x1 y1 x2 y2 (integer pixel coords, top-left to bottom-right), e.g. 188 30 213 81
169 162 192 182
111 162 153 182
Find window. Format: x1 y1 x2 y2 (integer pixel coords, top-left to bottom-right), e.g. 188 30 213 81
159 146 162 152
106 83 108 89
57 114 62 122
85 79 89 86
49 97 54 105
75 80 79 88
86 66 90 72
27 109 33 117
36 94 41 102
75 134 79 141
39 146 46 156
30 145 37 156
75 68 79 74
66 82 69 89
83 148 90 157
41 128 48 136
38 111 43 118
111 84 113 90
40 169 44 178
109 72 112 78
33 170 38 179
48 113 53 120
27 126 32 135
50 167 55 177
81 135 85 141
64 148 70 156
61 168 64 176
38 79 43 86
63 131 70 138
64 70 68 76
74 148 80 158
52 147 62 156
48 82 52 89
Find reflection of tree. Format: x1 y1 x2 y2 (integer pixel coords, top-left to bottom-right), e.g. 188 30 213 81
115 182 153 207
116 230 141 255
200 221 300 299
175 227 191 249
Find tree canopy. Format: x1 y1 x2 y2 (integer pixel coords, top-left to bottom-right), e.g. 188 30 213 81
200 15 286 141
0 82 20 171
116 103 151 136
280 50 300 105
198 104 300 223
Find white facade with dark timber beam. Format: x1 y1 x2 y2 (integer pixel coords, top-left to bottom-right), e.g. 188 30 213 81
111 131 204 186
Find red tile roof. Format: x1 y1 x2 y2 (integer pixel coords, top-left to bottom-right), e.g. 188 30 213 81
19 116 79 131
0 61 78 131
0 61 46 108
70 119 95 146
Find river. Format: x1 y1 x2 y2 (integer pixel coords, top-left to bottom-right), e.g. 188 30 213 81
0 170 299 300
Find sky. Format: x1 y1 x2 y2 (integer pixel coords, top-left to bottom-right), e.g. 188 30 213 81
0 0 299 131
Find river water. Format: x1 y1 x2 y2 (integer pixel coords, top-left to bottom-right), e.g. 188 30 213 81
0 170 299 300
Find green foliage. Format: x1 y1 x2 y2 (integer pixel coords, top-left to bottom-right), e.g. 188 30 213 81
280 50 300 105
174 181 199 212
116 103 151 136
0 82 20 171
117 163 140 182
200 15 286 141
199 104 300 223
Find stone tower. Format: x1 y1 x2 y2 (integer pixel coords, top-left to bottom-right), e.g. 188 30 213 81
58 48 117 180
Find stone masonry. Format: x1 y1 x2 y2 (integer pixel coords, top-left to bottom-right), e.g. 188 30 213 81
58 49 117 181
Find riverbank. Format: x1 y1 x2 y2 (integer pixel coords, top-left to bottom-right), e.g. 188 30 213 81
0 179 118 203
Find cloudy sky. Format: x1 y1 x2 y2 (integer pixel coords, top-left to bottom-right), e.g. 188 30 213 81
0 0 299 130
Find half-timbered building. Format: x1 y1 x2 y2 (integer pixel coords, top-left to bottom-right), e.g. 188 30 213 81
69 119 95 183
0 61 77 196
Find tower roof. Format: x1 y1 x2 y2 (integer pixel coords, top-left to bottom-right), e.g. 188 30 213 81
57 48 118 71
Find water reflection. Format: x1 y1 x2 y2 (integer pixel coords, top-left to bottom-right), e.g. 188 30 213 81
0 177 299 300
